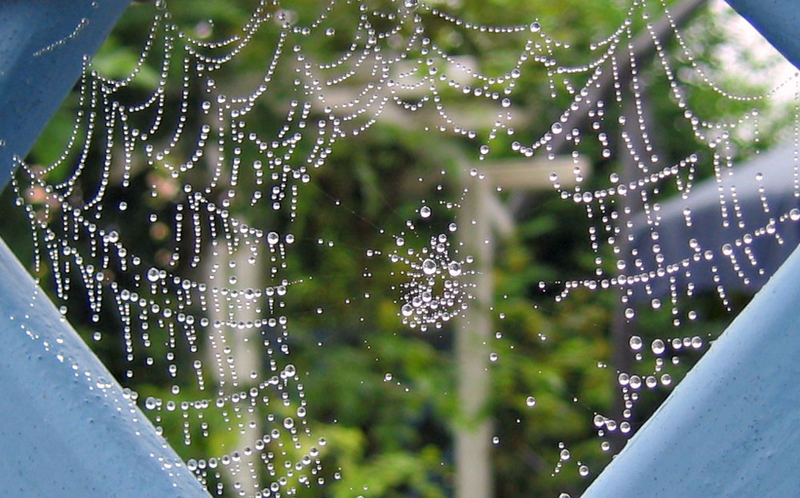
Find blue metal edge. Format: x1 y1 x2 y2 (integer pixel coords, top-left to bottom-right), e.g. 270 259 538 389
0 0 131 186
584 243 800 497
0 1 210 495
726 0 800 70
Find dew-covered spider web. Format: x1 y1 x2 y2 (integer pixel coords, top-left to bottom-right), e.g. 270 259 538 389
5 0 800 496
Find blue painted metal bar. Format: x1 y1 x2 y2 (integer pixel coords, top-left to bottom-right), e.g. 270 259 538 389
0 0 132 186
0 1 209 495
584 243 800 497
586 4 800 496
0 237 208 496
725 0 800 69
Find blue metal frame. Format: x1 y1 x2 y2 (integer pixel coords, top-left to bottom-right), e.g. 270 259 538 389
726 0 800 69
584 243 800 497
0 237 207 496
0 0 130 184
0 1 208 495
585 3 800 496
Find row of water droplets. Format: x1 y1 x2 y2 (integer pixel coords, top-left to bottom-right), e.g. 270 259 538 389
533 0 799 469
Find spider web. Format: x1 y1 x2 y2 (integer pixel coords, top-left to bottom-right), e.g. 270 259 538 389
7 0 799 496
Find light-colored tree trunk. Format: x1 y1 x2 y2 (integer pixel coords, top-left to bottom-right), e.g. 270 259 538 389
206 241 263 495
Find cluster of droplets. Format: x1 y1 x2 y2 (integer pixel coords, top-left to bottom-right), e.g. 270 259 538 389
589 334 706 451
391 230 473 331
550 442 590 481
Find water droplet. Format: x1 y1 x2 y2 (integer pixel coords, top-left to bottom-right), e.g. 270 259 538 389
447 261 462 277
651 339 665 355
146 267 160 282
